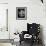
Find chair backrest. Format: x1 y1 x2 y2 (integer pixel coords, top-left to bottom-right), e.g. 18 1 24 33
27 23 40 35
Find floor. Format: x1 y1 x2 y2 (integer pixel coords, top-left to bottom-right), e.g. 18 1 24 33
0 43 13 46
19 41 43 46
0 41 43 46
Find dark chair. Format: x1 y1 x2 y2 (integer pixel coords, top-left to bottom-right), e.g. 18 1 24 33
19 23 40 45
27 23 40 43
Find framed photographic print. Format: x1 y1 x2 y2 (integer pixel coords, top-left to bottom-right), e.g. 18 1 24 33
16 7 27 20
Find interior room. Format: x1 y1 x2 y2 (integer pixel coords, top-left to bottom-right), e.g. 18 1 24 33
0 0 46 46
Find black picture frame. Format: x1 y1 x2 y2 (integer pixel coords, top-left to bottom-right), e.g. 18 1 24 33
16 7 27 20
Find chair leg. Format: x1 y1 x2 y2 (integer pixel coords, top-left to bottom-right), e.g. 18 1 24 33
20 41 21 45
30 39 34 46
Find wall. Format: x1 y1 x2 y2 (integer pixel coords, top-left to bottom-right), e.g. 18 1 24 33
0 0 13 46
0 4 9 39
0 0 12 46
9 0 46 46
0 0 8 3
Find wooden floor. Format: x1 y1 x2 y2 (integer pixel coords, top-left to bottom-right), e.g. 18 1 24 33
0 39 14 43
19 41 43 46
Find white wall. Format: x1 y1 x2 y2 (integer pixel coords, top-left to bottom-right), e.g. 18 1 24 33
0 0 8 3
0 0 13 46
0 4 9 39
9 0 46 46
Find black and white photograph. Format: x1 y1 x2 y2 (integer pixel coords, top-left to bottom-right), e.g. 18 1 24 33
16 7 27 20
0 0 46 46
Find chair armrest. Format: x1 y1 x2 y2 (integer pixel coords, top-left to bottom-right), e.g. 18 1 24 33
19 31 27 41
22 31 28 35
19 34 24 41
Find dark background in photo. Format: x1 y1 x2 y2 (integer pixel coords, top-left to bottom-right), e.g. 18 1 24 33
18 9 25 18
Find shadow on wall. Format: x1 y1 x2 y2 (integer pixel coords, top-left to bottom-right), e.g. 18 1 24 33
40 25 45 46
